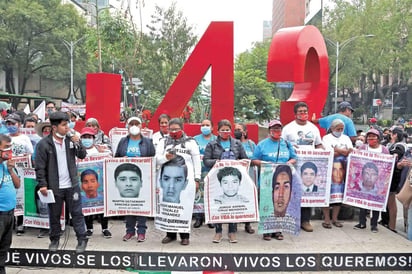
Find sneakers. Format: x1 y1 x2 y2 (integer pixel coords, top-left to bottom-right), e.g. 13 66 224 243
102 229 112 238
137 233 146 242
37 229 49 238
228 233 237 243
301 222 313 232
213 233 222 243
86 229 93 238
49 240 59 252
181 238 190 245
76 240 88 254
16 225 24 236
161 236 176 244
353 223 366 230
193 219 203 228
371 226 378 233
245 224 255 234
123 232 135 241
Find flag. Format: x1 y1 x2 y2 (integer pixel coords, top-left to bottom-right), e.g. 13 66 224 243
23 104 30 114
33 101 45 122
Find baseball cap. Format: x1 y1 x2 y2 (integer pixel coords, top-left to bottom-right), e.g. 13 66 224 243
6 113 22 124
80 127 97 137
126 117 142 125
268 119 282 128
366 128 380 139
338 101 354 112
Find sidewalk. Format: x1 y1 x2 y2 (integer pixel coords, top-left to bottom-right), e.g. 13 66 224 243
6 210 411 274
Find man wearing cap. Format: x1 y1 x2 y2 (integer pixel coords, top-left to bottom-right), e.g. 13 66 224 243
115 117 155 243
282 102 323 233
6 113 33 157
35 112 88 253
312 101 357 143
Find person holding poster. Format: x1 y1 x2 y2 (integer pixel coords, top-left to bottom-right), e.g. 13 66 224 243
282 102 324 233
234 122 257 234
35 112 88 253
193 119 216 229
156 118 201 245
152 114 170 149
252 119 297 241
204 119 248 243
322 119 353 229
354 128 390 232
0 134 21 274
115 116 155 243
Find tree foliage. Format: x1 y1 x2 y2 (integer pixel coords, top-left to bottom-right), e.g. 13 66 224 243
234 40 279 122
0 0 89 95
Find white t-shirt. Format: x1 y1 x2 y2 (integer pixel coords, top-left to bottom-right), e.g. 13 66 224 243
11 134 34 155
282 121 322 148
322 133 353 150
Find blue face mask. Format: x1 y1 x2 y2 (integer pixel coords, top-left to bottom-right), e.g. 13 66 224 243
201 126 211 136
68 121 76 129
7 125 18 134
81 138 94 148
332 131 343 138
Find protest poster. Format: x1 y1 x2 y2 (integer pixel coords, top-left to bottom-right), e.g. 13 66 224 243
296 149 333 207
77 154 109 216
155 156 196 233
328 155 348 204
203 160 259 224
104 157 156 217
20 128 41 145
343 150 395 211
13 155 32 216
141 128 153 139
22 168 65 229
108 127 128 155
258 163 302 235
60 102 86 116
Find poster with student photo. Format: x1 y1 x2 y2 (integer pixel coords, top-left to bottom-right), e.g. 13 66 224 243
77 155 109 216
13 155 32 216
108 127 128 155
343 150 395 211
258 163 302 235
155 155 196 233
204 159 259 224
23 168 65 229
296 149 333 207
104 157 156 217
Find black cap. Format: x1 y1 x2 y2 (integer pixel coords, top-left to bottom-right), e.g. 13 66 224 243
338 101 354 112
6 113 22 124
49 111 69 122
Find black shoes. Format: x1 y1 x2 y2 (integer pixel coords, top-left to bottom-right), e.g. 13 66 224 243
49 240 59 252
76 240 88 254
193 219 203 228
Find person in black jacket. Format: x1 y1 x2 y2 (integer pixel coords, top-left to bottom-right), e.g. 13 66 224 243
203 119 248 243
35 112 88 253
115 116 155 243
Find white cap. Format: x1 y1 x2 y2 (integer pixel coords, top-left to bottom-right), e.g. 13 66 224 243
126 117 142 125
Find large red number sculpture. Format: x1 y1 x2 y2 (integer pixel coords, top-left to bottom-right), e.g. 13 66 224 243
267 25 329 129
82 23 328 141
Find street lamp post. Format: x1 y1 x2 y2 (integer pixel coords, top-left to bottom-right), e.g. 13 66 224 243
62 37 85 104
325 34 375 112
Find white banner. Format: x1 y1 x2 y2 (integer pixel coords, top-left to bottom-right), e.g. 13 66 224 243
204 160 259 224
60 102 86 115
104 157 156 217
343 150 395 211
109 128 128 155
296 150 333 207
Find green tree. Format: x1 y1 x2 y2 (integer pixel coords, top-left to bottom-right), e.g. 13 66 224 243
0 0 89 96
234 40 279 122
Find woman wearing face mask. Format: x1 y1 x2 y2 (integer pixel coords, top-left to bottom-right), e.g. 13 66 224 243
354 129 389 232
251 119 297 241
156 118 201 246
193 119 216 229
115 117 156 243
85 118 111 152
203 119 248 244
321 119 353 229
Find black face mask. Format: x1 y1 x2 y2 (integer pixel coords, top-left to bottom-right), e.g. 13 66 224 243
234 130 243 140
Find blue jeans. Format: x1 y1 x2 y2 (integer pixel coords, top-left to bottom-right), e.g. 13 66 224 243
48 186 86 242
125 216 147 234
359 208 379 227
215 223 237 233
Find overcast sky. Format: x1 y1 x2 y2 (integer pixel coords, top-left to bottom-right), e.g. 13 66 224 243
136 0 273 57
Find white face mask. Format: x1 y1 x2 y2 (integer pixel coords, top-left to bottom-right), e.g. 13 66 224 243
129 125 141 136
55 132 66 138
